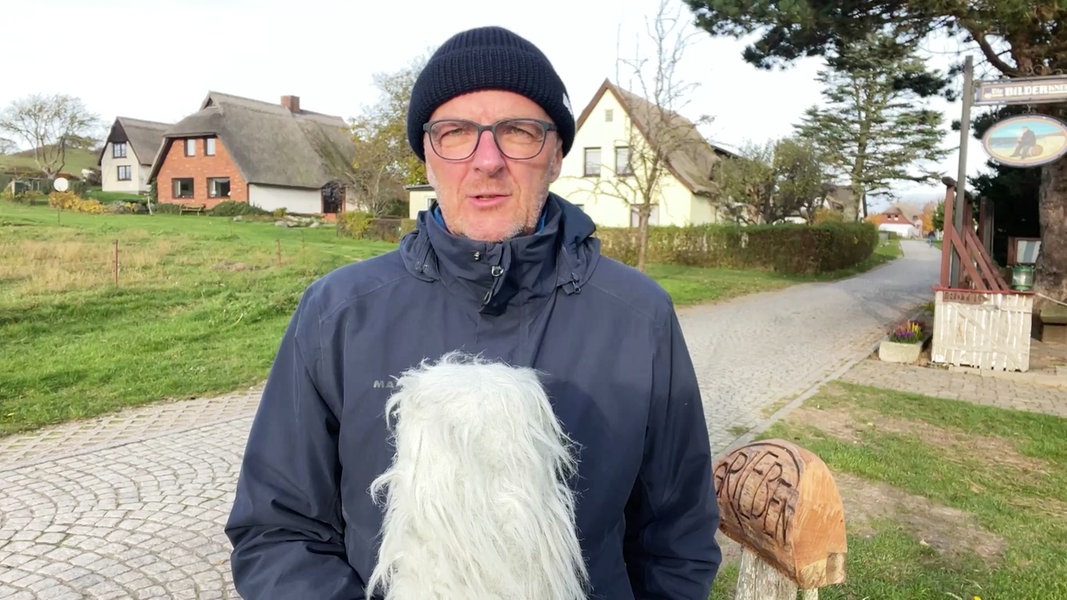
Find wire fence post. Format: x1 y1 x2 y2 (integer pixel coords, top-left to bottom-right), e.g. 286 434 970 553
113 240 119 287
276 239 282 266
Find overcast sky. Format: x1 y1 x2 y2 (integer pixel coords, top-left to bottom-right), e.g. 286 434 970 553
6 0 991 210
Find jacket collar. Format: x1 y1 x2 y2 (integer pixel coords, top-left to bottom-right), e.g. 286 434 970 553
400 194 599 315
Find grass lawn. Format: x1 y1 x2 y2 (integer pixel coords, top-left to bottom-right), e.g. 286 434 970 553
85 188 145 203
709 381 1067 599
0 201 897 435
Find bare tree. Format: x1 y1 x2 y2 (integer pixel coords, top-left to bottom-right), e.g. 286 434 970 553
348 58 428 216
0 94 99 178
598 0 714 272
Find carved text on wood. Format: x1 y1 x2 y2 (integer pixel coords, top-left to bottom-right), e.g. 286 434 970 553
714 439 847 589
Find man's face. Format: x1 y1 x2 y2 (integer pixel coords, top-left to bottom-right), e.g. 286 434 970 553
424 90 563 242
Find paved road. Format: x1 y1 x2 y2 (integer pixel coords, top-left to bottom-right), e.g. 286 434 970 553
0 241 940 599
681 240 941 451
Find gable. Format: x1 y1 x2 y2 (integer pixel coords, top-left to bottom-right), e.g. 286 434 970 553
575 79 730 196
98 117 171 167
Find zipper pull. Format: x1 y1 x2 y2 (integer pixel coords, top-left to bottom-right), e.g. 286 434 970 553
483 265 504 305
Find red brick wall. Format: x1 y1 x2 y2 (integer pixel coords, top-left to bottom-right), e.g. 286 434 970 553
156 137 248 208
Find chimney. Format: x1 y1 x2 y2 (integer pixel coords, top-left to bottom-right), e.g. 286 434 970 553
281 95 301 113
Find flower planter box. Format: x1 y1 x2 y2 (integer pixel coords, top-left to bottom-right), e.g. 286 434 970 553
878 338 925 363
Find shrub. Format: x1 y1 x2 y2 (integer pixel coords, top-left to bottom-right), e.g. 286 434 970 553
272 207 287 219
367 217 416 242
2 189 48 205
153 202 182 214
338 211 374 238
210 201 269 217
48 191 105 214
812 207 845 224
104 201 149 215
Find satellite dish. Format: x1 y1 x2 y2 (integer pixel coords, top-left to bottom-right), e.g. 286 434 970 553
53 177 69 192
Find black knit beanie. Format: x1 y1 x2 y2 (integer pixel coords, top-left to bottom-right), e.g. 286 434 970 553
407 26 575 161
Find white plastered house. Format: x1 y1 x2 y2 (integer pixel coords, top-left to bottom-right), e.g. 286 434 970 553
550 79 735 227
98 117 171 194
407 79 735 225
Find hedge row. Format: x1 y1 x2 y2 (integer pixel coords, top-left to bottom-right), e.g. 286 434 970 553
596 222 879 274
333 212 878 276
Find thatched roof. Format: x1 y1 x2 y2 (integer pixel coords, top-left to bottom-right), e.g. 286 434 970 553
149 92 355 189
575 79 735 196
98 117 172 167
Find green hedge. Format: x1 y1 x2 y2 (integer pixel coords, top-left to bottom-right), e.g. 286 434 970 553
336 215 876 274
597 222 879 274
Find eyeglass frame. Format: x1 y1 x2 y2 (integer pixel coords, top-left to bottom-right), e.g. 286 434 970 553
422 118 559 161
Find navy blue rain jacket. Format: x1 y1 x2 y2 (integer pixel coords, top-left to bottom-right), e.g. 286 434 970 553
225 194 721 598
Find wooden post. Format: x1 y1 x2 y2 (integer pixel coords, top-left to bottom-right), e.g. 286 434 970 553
276 239 282 266
112 240 119 287
715 440 847 599
736 547 797 600
940 183 955 288
951 55 975 288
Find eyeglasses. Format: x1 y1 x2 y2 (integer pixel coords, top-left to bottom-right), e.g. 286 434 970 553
423 118 558 161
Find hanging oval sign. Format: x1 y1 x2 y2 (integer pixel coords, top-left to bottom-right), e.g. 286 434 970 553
982 114 1067 168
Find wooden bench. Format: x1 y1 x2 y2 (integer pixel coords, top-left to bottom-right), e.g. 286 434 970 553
179 203 206 215
1037 302 1067 343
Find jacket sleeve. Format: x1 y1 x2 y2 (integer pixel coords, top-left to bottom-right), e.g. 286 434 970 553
623 308 721 598
225 287 365 599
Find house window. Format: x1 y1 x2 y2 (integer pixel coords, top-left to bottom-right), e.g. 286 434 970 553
583 147 601 177
184 139 196 156
605 109 614 122
116 165 132 181
205 137 216 156
208 177 230 198
615 146 633 176
173 178 194 198
112 142 127 158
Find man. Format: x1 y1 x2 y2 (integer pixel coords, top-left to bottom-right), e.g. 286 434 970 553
1011 126 1038 158
226 25 721 599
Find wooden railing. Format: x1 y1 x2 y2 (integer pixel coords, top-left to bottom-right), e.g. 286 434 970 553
940 180 1008 292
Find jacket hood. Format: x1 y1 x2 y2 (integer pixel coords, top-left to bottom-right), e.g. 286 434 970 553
399 193 600 315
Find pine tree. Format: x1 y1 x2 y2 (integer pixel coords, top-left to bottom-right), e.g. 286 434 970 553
795 35 947 221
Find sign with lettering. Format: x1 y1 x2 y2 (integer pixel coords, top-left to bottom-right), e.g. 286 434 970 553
714 439 847 589
943 291 987 305
981 114 1067 168
975 76 1067 105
